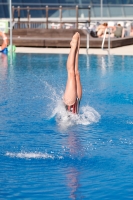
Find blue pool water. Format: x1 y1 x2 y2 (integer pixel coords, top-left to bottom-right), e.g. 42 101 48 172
0 52 133 199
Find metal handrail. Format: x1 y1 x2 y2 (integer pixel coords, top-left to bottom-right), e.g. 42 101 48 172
86 21 90 53
101 27 111 54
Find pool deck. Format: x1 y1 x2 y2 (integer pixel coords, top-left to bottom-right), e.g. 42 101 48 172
15 45 133 55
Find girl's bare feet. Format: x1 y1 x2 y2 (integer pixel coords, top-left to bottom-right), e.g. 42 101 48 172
70 32 79 48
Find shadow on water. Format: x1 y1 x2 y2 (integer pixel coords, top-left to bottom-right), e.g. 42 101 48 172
63 131 84 200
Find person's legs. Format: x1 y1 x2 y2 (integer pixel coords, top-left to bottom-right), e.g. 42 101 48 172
75 33 82 100
63 32 79 106
97 29 104 37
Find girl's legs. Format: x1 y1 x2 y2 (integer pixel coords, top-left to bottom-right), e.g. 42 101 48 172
75 33 82 100
63 32 79 106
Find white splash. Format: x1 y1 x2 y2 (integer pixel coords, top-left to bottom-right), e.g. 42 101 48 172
51 100 101 127
36 78 101 127
127 120 133 125
6 152 63 159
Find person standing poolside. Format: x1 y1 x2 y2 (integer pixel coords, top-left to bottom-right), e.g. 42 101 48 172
63 32 82 114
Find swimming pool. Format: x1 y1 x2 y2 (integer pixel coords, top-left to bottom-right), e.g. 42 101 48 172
0 52 133 199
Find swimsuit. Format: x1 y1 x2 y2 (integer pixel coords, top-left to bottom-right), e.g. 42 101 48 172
65 97 80 114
